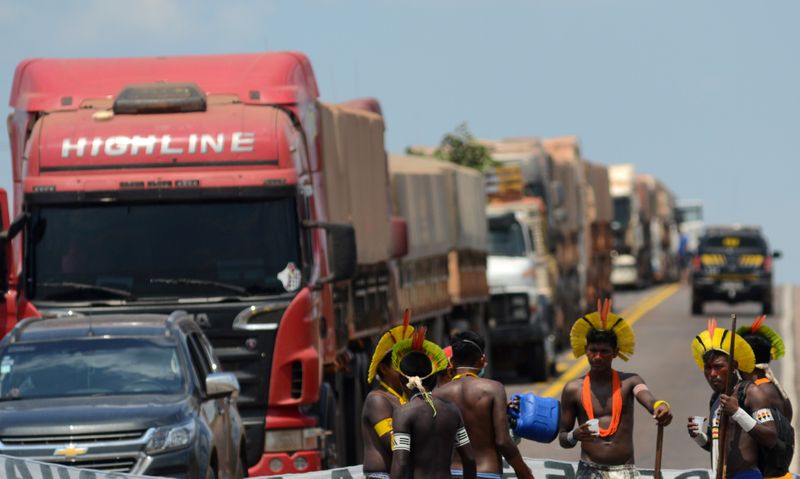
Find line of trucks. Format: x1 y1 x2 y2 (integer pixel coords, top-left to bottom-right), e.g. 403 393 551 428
0 51 688 476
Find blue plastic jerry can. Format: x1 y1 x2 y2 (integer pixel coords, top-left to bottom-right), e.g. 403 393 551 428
508 392 561 443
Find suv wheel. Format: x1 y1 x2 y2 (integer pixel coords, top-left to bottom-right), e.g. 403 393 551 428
691 298 703 315
762 297 774 315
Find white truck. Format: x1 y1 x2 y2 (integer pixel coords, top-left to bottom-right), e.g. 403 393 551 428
609 164 646 288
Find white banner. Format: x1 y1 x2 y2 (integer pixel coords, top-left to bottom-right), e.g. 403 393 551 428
253 459 715 479
0 454 795 479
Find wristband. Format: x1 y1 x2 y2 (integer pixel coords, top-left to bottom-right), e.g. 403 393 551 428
732 407 757 432
653 400 670 410
692 431 708 447
566 429 578 446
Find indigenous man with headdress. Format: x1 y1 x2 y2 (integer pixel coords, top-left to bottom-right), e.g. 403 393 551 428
558 300 672 479
434 330 534 479
390 328 477 479
362 311 415 479
733 316 793 479
736 315 793 422
688 319 777 479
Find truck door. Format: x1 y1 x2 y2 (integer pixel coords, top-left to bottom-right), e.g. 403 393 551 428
0 189 16 334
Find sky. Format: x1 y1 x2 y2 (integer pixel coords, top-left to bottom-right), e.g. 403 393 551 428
0 0 798 283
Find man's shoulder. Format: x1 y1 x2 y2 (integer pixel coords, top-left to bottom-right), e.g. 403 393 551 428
365 389 395 408
617 371 644 383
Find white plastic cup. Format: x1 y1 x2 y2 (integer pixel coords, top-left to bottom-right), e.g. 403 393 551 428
691 416 705 431
586 419 600 435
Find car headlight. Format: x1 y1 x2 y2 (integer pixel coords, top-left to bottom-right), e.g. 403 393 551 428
146 420 196 454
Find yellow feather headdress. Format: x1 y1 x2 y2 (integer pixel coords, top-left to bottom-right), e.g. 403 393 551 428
691 318 756 373
570 299 635 361
367 309 415 384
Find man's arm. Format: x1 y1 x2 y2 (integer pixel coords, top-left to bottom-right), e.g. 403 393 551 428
630 374 672 426
454 410 477 479
364 393 395 453
390 407 412 479
490 383 533 479
719 385 778 448
558 381 596 448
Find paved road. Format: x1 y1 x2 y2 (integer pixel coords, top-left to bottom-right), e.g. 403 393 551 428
502 283 791 470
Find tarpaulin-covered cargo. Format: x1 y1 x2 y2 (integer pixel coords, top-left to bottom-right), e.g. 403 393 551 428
543 136 584 236
319 102 392 265
584 161 613 224
636 174 656 221
388 155 455 259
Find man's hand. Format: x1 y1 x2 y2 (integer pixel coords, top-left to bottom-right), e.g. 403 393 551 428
654 403 673 426
719 394 740 415
686 417 700 438
573 422 597 442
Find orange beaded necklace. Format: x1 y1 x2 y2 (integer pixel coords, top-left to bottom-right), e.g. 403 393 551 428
581 369 623 437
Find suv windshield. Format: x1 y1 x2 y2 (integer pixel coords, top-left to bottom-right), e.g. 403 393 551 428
29 198 302 301
0 338 186 400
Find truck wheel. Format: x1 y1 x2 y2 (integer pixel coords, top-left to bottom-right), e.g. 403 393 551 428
691 299 703 316
316 382 343 469
342 353 367 465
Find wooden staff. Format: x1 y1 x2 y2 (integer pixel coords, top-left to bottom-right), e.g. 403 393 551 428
654 423 664 479
715 313 737 479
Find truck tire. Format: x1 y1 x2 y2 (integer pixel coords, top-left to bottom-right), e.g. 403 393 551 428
316 382 343 469
342 353 367 465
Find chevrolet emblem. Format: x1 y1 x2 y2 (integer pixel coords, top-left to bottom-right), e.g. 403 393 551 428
54 446 88 458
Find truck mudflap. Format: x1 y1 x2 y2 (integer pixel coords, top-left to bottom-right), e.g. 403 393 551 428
250 407 323 476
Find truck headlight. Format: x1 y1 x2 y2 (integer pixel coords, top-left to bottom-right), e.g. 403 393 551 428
146 420 196 454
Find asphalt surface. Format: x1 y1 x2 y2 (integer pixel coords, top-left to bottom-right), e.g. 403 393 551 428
503 283 792 470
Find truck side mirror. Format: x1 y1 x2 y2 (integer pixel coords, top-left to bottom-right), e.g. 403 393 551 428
304 221 357 284
772 250 782 259
390 217 408 259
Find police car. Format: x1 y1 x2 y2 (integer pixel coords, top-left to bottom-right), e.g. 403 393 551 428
690 225 780 315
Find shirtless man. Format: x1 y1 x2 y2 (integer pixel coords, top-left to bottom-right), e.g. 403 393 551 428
559 300 672 479
362 316 415 478
434 331 533 479
390 329 476 479
737 316 793 422
688 320 777 479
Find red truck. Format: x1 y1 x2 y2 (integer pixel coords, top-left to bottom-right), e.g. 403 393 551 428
0 52 414 476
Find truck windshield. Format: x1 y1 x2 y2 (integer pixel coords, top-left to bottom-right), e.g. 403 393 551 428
0 338 186 400
29 198 302 301
613 197 631 229
489 221 527 257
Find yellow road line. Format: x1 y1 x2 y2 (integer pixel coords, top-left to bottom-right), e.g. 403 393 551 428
539 283 682 398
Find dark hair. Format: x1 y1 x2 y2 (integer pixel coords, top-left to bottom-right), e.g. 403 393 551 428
703 349 729 366
742 334 771 364
451 331 485 366
399 351 436 391
380 352 393 366
586 329 617 349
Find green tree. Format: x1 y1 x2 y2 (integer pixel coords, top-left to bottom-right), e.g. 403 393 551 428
405 123 496 172
435 122 495 172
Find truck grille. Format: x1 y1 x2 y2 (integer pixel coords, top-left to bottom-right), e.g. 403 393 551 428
48 456 137 473
489 293 530 324
1 430 146 446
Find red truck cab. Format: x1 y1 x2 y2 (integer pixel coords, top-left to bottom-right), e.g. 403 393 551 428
2 53 359 475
